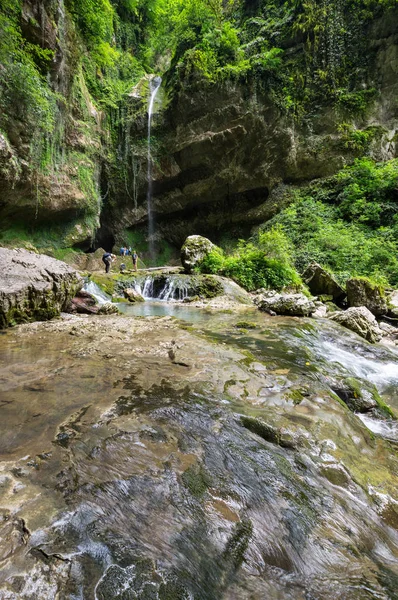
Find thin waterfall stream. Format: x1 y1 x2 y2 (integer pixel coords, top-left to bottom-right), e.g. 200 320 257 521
146 76 162 263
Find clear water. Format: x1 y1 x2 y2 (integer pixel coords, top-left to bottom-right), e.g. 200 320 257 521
117 300 215 322
2 303 398 598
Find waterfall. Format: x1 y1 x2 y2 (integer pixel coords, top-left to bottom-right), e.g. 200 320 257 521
146 76 162 263
135 275 190 302
158 278 190 302
83 281 111 305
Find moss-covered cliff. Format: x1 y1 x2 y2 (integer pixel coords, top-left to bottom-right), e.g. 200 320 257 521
0 0 397 275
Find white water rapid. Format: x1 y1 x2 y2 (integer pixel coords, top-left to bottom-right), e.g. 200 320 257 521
146 76 162 262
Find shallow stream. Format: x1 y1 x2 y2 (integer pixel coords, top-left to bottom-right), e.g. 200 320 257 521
1 303 398 599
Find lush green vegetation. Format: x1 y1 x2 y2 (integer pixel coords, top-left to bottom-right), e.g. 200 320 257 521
261 158 398 286
198 157 398 290
200 228 303 291
1 0 397 277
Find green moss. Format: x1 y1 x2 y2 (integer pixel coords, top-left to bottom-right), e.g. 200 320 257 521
373 391 396 420
195 275 223 299
89 273 117 296
241 416 280 445
223 519 253 567
285 389 305 406
235 321 257 329
181 464 211 499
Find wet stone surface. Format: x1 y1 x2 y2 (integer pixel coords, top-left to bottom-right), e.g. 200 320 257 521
1 311 398 598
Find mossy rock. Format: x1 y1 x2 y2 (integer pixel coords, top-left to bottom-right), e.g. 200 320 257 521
346 277 387 316
181 464 212 498
235 321 257 329
89 274 117 296
195 275 223 299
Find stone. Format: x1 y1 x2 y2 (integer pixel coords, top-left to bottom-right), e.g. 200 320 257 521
329 306 383 343
387 290 398 317
0 248 82 328
312 303 328 318
181 235 216 273
256 291 316 317
124 288 145 303
346 277 387 316
98 303 120 315
302 262 346 302
68 290 99 315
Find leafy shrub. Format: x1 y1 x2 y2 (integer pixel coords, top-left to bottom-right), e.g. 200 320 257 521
200 228 302 291
263 159 398 286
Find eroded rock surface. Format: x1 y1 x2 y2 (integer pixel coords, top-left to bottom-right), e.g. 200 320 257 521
346 277 388 316
329 306 383 343
256 291 316 317
0 248 82 328
0 313 398 598
302 262 346 302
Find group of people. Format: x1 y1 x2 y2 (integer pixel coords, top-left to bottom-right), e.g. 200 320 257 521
119 246 132 256
102 249 139 273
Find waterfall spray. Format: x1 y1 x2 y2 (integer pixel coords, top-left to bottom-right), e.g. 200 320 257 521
146 76 162 263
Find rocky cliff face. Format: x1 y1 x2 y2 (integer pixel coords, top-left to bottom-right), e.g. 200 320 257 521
1 3 397 255
0 0 102 250
102 6 398 249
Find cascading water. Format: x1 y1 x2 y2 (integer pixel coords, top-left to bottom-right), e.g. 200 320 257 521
134 275 190 301
84 280 111 305
146 76 162 263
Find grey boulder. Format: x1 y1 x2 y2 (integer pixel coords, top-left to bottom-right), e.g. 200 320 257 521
181 235 216 273
346 277 387 316
329 306 382 343
0 247 82 328
256 291 316 317
302 262 346 302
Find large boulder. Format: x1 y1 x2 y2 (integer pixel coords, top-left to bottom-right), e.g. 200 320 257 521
329 306 383 343
302 262 346 302
346 277 387 316
181 235 216 273
0 248 82 328
256 291 316 317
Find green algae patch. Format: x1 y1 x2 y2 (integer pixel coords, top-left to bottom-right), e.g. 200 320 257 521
285 389 305 405
223 519 253 567
89 273 117 296
235 321 257 329
181 464 212 498
194 275 223 299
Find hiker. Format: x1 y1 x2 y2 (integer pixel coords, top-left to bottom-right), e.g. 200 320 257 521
132 250 138 272
102 252 115 273
119 246 125 256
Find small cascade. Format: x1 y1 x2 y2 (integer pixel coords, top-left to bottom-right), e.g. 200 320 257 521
146 76 162 262
133 275 190 301
158 278 190 302
84 281 111 305
142 277 155 299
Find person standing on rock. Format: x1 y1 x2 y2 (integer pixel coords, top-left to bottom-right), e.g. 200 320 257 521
102 252 115 274
132 250 138 272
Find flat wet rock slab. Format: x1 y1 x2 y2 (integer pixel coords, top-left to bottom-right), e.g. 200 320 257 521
1 314 398 599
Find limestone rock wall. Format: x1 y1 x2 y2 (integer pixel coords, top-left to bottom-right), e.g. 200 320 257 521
103 7 398 249
0 0 102 250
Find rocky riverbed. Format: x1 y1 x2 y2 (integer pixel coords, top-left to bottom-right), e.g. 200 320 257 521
1 308 398 599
